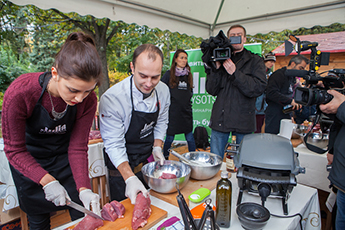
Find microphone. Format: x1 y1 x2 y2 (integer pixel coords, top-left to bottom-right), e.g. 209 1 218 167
284 69 309 77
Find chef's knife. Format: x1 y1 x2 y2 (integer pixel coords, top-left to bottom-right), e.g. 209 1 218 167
66 199 104 220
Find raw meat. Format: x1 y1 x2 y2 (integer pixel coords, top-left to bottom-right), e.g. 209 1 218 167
131 193 152 230
73 215 103 230
101 203 118 222
158 172 177 179
110 200 126 218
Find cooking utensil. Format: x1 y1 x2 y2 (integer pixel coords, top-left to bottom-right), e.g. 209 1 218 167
170 150 204 166
66 199 104 220
141 160 191 193
181 152 222 180
176 183 219 230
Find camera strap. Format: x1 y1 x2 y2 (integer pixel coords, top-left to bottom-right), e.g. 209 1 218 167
303 112 328 154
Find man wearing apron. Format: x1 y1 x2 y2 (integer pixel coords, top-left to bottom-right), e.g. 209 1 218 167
99 44 170 204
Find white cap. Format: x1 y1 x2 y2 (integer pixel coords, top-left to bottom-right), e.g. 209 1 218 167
221 171 229 179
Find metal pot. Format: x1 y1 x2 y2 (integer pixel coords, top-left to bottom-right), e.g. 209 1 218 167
180 152 222 180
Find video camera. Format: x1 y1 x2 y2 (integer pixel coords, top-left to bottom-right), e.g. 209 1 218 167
212 36 241 62
284 35 345 106
200 30 242 68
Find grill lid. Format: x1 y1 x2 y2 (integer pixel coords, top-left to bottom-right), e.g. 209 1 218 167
234 133 305 175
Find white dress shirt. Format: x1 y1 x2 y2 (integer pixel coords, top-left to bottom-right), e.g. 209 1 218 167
99 76 170 168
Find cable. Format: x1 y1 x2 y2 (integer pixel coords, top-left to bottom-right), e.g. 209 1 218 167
270 212 303 230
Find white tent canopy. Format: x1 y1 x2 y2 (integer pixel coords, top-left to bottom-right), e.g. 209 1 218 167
10 0 345 38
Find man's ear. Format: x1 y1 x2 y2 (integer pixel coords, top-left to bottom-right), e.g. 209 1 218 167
130 62 134 74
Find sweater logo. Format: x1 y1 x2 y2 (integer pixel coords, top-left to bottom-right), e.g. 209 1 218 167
140 121 155 139
39 124 67 134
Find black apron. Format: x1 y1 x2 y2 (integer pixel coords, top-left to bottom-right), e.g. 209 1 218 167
105 76 159 201
167 75 193 135
10 72 83 216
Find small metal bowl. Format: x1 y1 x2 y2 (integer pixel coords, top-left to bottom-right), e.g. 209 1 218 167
293 124 308 137
181 152 222 180
141 160 191 194
303 132 329 149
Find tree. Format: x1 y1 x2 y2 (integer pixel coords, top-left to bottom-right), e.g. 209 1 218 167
0 0 30 60
26 6 121 97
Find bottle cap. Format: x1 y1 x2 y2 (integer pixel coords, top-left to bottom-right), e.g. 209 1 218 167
221 171 229 179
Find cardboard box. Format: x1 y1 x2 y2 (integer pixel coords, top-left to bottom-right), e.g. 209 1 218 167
0 218 21 230
0 199 20 225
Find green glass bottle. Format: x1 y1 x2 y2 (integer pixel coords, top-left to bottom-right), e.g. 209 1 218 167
216 171 232 228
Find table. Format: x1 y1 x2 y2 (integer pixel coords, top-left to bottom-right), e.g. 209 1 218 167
294 143 331 192
55 164 321 230
0 139 107 212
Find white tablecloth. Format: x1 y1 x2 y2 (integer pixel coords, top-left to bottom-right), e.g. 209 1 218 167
294 144 330 192
0 140 105 212
55 164 321 230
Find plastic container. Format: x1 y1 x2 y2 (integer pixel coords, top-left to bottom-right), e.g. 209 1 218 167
215 171 232 228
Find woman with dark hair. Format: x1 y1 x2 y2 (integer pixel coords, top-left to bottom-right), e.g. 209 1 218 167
2 32 103 230
161 49 196 158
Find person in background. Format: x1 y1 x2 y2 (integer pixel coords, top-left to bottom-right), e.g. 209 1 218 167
320 90 345 230
205 25 267 159
161 49 196 159
255 52 276 133
265 55 309 134
99 44 170 204
2 32 103 230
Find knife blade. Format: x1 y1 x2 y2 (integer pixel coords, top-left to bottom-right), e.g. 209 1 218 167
66 199 104 220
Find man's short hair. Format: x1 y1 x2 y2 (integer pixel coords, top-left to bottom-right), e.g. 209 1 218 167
132 44 163 68
288 55 309 66
227 24 246 37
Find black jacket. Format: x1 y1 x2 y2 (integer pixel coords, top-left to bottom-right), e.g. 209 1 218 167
265 67 296 134
328 102 345 192
206 48 267 133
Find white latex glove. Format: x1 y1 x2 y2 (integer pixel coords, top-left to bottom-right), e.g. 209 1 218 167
152 146 165 165
79 189 101 216
43 180 71 206
125 176 148 204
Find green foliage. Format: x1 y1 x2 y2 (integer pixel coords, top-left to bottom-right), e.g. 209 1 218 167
0 45 34 93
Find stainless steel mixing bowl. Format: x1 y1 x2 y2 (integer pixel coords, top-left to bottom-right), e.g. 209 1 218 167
181 152 222 180
141 160 191 194
303 132 329 149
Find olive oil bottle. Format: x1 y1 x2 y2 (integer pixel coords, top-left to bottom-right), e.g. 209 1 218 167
216 171 232 228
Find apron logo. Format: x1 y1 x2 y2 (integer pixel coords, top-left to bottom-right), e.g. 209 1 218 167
140 121 155 139
39 124 67 134
178 81 188 90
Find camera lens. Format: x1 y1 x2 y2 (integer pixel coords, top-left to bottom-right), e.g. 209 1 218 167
312 89 334 105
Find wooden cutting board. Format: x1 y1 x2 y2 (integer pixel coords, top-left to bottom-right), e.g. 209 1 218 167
67 198 167 230
150 170 222 207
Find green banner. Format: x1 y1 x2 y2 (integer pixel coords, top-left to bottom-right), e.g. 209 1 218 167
170 43 262 141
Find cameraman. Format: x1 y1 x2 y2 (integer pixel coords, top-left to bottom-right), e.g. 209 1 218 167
265 55 308 134
320 90 345 229
205 25 267 158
